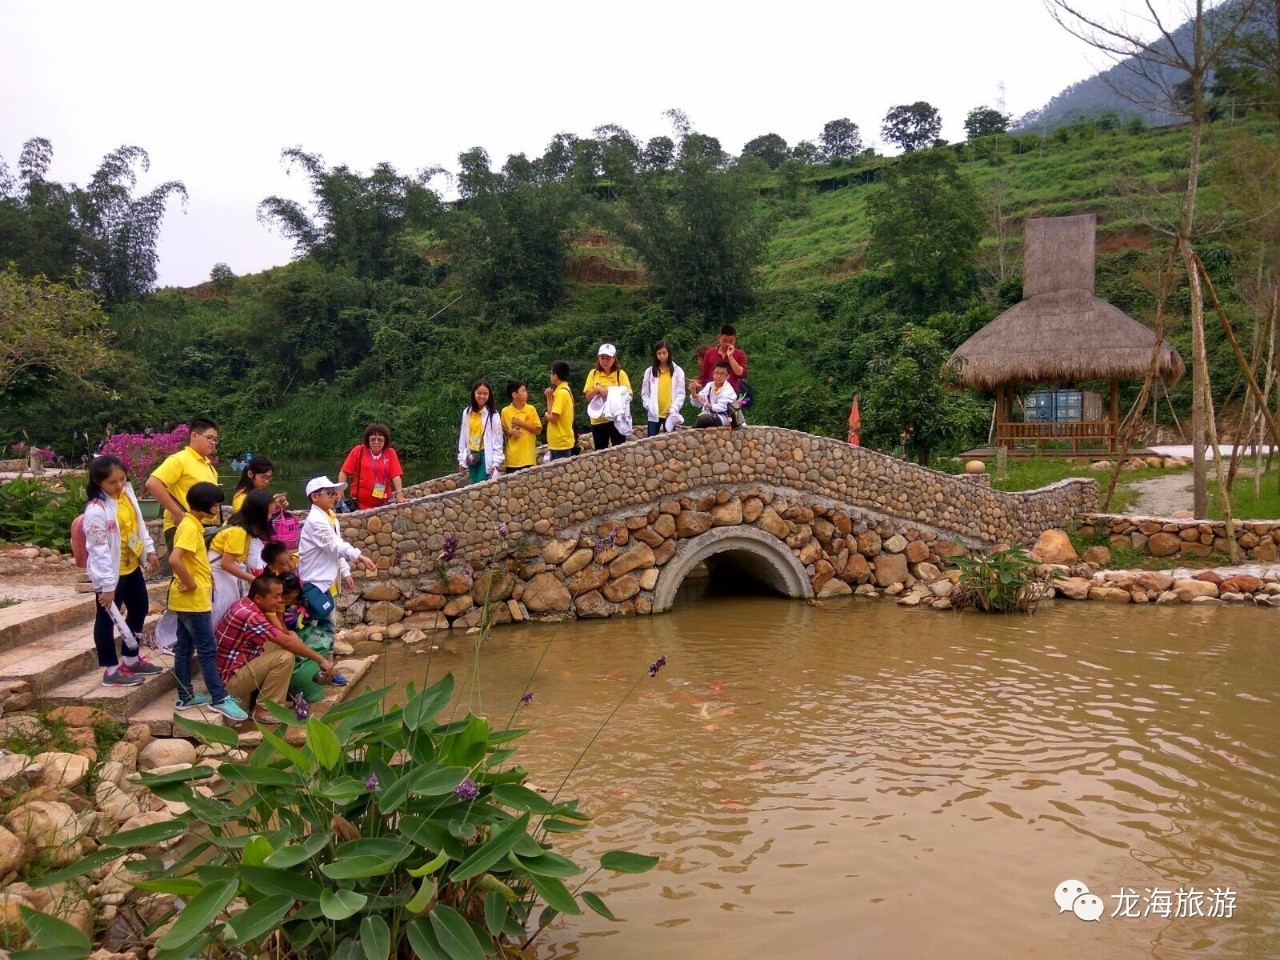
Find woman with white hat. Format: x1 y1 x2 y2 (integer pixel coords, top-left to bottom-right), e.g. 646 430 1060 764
583 343 632 450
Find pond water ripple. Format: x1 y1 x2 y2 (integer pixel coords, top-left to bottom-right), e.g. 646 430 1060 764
370 592 1280 959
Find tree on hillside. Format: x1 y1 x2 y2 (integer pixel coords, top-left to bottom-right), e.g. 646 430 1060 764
1047 0 1262 520
820 118 863 161
640 136 676 172
860 325 986 464
258 148 441 281
741 133 790 169
791 140 822 165
866 149 982 311
881 102 942 152
0 139 186 306
0 266 112 395
595 124 641 182
963 106 1011 139
602 115 771 321
444 146 578 321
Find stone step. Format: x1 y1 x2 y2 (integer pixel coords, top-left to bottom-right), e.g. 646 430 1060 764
42 651 177 713
0 600 168 696
128 654 380 741
0 593 99 656
0 625 111 695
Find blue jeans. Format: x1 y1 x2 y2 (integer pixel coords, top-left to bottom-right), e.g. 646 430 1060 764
174 611 228 703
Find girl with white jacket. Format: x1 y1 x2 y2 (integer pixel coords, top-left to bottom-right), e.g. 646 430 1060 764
82 455 163 687
457 379 505 483
640 339 687 436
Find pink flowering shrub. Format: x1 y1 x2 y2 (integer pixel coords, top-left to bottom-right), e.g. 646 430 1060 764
99 425 190 480
29 447 56 466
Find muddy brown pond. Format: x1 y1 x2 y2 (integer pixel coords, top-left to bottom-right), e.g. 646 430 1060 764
362 586 1280 959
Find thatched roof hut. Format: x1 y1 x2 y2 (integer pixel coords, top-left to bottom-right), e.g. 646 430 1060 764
951 287 1185 390
951 214 1184 452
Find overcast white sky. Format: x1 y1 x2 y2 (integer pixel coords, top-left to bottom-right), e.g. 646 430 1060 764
1 0 1159 288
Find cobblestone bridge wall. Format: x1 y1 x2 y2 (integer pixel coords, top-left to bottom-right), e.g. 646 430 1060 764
332 428 1097 631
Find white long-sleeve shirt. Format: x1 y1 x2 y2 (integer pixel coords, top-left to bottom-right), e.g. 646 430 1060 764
640 363 687 422
298 504 362 592
83 482 155 592
695 381 738 426
456 407 506 477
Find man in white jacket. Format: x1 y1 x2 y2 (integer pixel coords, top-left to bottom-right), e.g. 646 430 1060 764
298 476 378 634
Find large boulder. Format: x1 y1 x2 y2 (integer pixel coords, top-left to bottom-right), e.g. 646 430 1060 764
873 553 909 587
5 801 86 865
1030 529 1078 564
1146 532 1182 557
541 539 578 566
755 507 789 540
1056 578 1092 600
138 739 198 772
1174 579 1219 601
33 752 91 791
521 573 572 614
675 512 714 538
609 544 655 579
0 825 25 876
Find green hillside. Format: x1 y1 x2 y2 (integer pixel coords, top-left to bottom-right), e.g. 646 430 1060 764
3 115 1274 467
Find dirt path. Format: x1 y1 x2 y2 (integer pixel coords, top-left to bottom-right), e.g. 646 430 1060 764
1126 472 1194 517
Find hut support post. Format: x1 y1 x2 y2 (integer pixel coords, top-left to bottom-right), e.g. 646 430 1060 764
1109 379 1119 453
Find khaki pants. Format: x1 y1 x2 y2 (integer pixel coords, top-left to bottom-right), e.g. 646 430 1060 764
225 646 294 709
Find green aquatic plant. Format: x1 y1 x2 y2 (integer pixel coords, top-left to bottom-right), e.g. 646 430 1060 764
949 546 1056 614
22 673 658 960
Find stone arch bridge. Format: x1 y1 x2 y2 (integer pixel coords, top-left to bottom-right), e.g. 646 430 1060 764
335 428 1096 632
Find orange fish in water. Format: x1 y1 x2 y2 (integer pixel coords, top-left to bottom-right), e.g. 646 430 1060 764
709 682 725 694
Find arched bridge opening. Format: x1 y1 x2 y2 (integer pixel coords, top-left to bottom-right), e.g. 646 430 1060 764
653 528 813 613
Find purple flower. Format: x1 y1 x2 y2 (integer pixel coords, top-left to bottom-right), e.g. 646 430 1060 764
520 691 534 705
497 522 510 538
292 691 310 720
455 777 479 802
365 773 379 791
593 530 618 556
439 533 459 563
648 655 667 678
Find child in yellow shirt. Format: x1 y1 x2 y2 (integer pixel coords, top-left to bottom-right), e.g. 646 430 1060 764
168 481 247 722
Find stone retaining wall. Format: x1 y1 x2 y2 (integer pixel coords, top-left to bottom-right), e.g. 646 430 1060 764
1077 513 1280 562
333 428 1098 631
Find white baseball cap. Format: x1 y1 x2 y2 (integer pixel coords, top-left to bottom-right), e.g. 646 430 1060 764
305 476 348 497
598 343 617 357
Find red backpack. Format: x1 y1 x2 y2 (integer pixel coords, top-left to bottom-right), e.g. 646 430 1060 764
70 515 88 567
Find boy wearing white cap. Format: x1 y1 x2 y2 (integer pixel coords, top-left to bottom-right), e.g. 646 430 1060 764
583 343 631 450
298 476 378 638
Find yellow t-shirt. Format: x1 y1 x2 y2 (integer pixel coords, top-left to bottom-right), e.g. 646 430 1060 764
209 525 250 563
547 383 575 451
231 490 247 512
584 369 631 425
115 495 141 575
501 403 542 469
468 411 484 451
151 446 218 533
167 513 213 613
657 370 672 418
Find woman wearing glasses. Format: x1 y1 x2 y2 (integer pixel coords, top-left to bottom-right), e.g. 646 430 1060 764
338 424 407 511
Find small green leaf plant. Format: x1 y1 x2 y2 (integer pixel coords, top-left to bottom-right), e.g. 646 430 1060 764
18 670 659 960
949 545 1059 614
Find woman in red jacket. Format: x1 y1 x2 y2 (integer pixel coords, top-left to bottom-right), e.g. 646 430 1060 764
338 424 407 511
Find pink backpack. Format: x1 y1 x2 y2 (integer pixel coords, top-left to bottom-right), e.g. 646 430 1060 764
70 515 88 567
